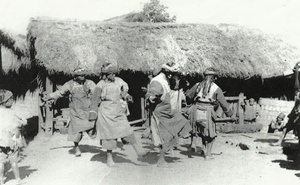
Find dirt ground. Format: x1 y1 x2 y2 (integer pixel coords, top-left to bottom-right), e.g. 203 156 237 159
2 128 300 185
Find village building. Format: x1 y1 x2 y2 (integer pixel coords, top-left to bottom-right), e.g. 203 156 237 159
1 17 299 136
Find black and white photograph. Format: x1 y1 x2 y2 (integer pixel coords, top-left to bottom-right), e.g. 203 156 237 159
0 0 300 184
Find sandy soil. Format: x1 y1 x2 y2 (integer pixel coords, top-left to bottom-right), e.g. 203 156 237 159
2 128 300 185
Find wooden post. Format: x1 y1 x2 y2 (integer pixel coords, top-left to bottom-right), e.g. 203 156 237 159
38 90 44 133
141 97 145 120
0 44 2 77
238 93 244 124
45 76 54 136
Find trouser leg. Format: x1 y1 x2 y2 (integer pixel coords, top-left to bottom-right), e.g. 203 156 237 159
124 134 147 157
157 145 166 164
11 162 21 182
206 138 215 156
71 132 83 157
68 132 83 143
106 150 116 167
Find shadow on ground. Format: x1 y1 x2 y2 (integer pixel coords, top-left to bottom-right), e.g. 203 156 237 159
178 144 205 158
4 165 37 183
49 144 102 155
253 138 278 144
66 145 102 154
138 142 186 164
90 150 145 166
272 142 300 180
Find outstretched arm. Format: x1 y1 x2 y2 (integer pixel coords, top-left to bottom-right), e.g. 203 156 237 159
48 81 72 100
215 88 233 117
185 83 199 105
89 87 102 121
146 81 164 104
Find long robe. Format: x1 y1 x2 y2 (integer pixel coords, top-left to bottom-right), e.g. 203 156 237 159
94 77 133 140
49 80 96 135
146 73 191 148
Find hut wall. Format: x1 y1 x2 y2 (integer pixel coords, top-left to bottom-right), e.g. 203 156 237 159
256 98 295 132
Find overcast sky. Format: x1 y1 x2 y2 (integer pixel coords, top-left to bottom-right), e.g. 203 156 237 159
0 0 300 47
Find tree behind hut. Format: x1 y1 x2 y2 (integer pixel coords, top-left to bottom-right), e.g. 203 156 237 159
127 0 176 23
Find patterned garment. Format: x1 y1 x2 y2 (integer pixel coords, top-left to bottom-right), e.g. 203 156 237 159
186 82 232 139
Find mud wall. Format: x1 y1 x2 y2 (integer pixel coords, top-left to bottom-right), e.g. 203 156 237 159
256 98 295 132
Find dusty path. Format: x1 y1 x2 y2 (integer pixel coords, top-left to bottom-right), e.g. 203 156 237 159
2 130 300 185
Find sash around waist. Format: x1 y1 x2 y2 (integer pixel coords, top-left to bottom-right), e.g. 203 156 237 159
195 102 213 109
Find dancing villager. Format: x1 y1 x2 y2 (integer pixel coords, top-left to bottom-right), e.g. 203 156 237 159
92 63 146 167
273 62 300 147
0 90 27 185
146 62 192 167
186 67 233 160
44 67 97 157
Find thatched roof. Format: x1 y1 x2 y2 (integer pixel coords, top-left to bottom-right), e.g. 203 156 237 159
27 18 300 78
103 12 140 23
0 29 30 74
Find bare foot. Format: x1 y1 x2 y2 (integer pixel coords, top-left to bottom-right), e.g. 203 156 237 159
75 147 81 157
191 144 198 153
107 159 118 167
137 150 150 158
271 142 281 146
204 155 215 160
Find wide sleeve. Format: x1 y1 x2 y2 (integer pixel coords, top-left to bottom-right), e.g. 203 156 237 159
215 88 233 117
85 80 98 117
185 83 198 105
48 81 72 100
145 81 164 101
91 81 104 110
86 80 96 93
119 78 129 93
90 86 102 117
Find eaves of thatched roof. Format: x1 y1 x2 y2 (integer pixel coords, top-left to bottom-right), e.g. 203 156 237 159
27 18 300 78
0 29 30 74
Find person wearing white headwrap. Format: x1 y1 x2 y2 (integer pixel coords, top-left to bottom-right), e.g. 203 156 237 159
44 66 97 157
146 62 192 167
92 63 147 167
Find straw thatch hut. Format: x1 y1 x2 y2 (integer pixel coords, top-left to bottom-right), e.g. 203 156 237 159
28 18 299 78
0 29 35 96
0 29 30 74
27 18 300 134
0 29 40 139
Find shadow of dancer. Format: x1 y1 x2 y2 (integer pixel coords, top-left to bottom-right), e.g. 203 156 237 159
90 150 146 166
4 165 37 184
